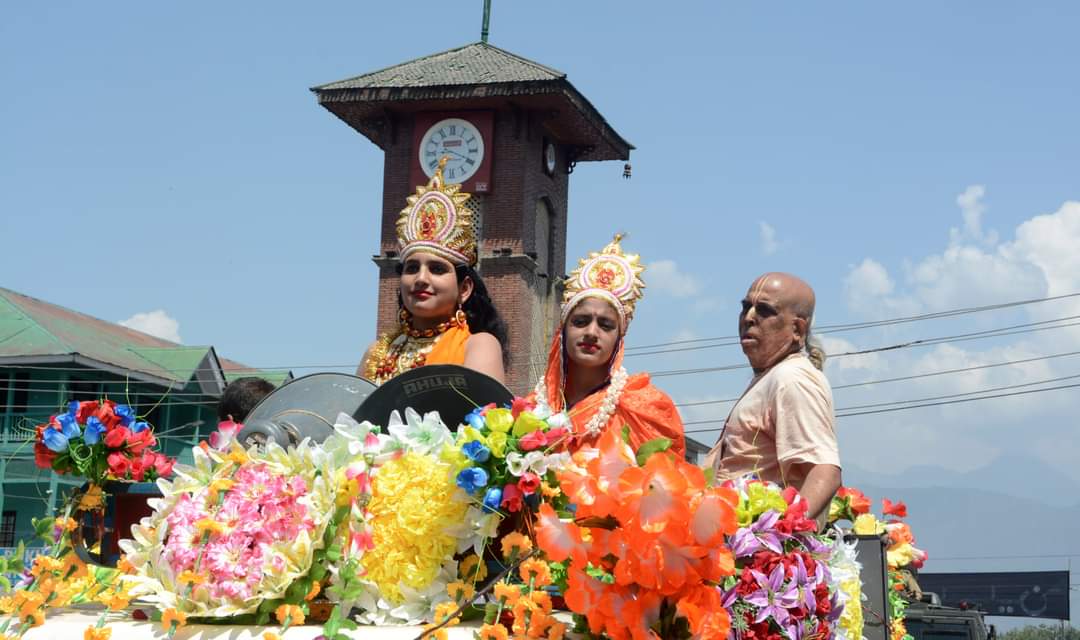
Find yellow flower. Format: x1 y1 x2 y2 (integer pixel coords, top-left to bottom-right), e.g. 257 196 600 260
485 408 513 433
519 558 553 588
78 485 104 510
177 570 207 586
161 608 187 630
361 452 469 604
439 443 469 473
838 576 864 640
421 626 448 640
853 513 885 536
194 518 228 537
263 633 282 640
226 447 249 465
56 517 79 532
500 532 532 560
446 581 475 602
492 582 521 607
528 589 552 613
458 554 488 582
540 482 561 499
433 601 461 625
0 595 14 614
485 431 508 458
511 412 546 437
31 555 63 577
275 604 305 626
84 627 112 640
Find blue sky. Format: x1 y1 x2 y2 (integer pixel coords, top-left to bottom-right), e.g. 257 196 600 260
4 1 1080 591
6 1 1080 617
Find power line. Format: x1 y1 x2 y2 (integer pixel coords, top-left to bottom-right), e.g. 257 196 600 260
674 349 1080 408
682 380 1080 433
651 315 1080 378
624 291 1080 352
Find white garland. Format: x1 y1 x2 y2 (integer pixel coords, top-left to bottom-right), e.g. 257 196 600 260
535 365 629 438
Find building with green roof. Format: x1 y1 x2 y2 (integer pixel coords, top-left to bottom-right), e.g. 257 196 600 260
0 286 291 546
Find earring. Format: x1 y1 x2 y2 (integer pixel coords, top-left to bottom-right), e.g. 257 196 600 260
455 303 467 326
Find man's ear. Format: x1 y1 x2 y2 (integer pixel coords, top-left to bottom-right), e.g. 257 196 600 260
459 275 475 305
793 315 809 347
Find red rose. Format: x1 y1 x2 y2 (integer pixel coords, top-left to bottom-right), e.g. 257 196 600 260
544 427 569 445
127 429 155 455
104 426 132 449
517 472 541 496
76 401 100 424
128 454 147 481
510 397 534 419
518 430 546 451
93 400 121 429
500 483 523 512
152 453 176 478
107 451 131 477
34 442 57 469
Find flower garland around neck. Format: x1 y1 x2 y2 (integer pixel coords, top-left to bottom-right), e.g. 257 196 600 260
534 363 629 439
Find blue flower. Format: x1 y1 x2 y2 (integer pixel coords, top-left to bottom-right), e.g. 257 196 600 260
115 404 136 426
462 440 491 463
464 408 485 431
482 487 503 512
67 401 80 416
456 467 489 494
42 427 70 452
56 413 81 440
130 420 149 433
83 416 106 445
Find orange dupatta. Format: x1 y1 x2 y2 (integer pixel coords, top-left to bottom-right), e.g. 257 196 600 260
533 331 686 457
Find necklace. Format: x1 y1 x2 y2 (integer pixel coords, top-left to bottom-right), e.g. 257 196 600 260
368 309 466 384
533 364 628 439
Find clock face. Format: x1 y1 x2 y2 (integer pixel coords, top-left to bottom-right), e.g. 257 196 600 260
418 118 485 183
544 141 557 175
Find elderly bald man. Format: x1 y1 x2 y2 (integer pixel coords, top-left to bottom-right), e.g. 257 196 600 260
705 273 841 521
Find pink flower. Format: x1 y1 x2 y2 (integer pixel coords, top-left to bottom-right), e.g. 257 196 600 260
153 453 176 477
107 451 131 477
104 426 132 449
544 427 570 445
501 483 523 512
511 397 534 419
210 420 242 450
517 472 541 496
518 430 547 451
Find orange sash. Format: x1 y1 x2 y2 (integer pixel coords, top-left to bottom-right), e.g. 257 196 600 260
426 324 471 366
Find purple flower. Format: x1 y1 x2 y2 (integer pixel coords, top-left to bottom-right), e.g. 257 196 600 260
745 563 800 626
731 510 788 557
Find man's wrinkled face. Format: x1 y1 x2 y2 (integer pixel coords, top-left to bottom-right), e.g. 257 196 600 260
738 277 802 372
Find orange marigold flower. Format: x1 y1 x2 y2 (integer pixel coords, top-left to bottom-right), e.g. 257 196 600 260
458 553 488 582
500 532 533 560
539 482 561 498
477 623 509 640
176 570 207 586
78 485 104 510
226 448 249 465
492 581 521 607
519 558 553 587
25 609 45 628
528 589 552 613
116 555 136 575
446 581 475 602
56 517 79 532
161 608 187 630
433 601 461 626
18 591 45 618
103 592 131 611
263 633 282 640
31 555 63 577
84 626 112 640
527 612 553 638
421 626 448 640
547 621 567 640
194 518 227 537
304 581 321 601
274 604 305 626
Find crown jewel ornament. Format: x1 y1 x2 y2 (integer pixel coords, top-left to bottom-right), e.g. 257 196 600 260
396 157 477 266
561 233 645 331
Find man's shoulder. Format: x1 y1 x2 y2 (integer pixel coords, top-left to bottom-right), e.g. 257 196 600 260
766 354 831 391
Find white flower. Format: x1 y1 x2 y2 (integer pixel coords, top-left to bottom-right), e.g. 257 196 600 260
524 451 547 475
506 451 528 476
332 412 385 456
544 452 571 473
387 408 453 456
545 411 570 430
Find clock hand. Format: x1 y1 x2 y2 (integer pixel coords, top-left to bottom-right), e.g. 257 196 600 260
442 148 469 161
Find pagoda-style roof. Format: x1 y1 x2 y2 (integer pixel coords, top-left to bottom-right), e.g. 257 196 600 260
312 42 632 162
0 287 292 393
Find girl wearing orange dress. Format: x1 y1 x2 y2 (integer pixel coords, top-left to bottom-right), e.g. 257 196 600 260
532 235 685 456
359 159 507 385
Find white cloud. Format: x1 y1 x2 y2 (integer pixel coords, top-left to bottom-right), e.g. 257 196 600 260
953 184 998 245
759 221 778 255
119 310 182 343
648 259 701 297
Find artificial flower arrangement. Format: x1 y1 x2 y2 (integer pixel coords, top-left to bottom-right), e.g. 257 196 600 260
33 399 175 486
718 476 848 640
533 427 741 639
829 487 928 640
117 397 575 638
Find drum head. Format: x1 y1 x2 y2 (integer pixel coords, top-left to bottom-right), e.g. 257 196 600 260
236 372 376 448
353 365 513 429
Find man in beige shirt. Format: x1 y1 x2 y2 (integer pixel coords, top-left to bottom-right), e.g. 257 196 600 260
705 273 841 520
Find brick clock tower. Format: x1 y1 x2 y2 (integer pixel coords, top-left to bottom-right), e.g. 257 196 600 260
312 42 632 393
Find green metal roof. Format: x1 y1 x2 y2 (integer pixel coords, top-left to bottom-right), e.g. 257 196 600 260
0 287 290 393
312 42 565 91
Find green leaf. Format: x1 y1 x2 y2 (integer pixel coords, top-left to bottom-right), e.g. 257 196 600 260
634 438 671 466
620 425 631 445
322 604 342 638
339 618 358 631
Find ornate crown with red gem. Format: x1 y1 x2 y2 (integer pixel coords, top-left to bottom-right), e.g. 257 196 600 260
561 234 645 332
396 157 477 266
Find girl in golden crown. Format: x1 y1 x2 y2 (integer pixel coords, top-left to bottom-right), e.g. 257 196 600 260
358 160 508 385
531 235 685 456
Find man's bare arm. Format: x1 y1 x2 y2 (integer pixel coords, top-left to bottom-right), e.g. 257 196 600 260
789 462 841 520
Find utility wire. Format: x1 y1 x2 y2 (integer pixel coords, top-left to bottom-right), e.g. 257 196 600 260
624 291 1080 352
674 349 1080 408
682 381 1080 433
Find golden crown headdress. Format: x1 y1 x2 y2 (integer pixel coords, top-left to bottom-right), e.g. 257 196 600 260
561 233 645 331
396 157 477 266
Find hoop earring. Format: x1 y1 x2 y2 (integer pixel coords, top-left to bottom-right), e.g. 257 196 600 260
454 304 467 326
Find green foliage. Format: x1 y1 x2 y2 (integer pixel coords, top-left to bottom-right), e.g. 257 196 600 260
1000 624 1080 640
635 437 672 466
32 516 56 544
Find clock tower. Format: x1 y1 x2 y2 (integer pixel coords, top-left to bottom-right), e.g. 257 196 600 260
312 42 632 393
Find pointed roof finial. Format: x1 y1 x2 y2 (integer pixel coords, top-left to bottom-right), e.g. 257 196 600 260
481 0 492 43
